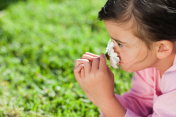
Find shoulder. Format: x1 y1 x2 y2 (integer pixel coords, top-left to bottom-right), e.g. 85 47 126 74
153 79 176 116
153 69 176 116
133 68 157 85
160 70 176 93
130 68 158 92
135 67 157 78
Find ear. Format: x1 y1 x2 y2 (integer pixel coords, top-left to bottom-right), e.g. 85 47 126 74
156 40 173 59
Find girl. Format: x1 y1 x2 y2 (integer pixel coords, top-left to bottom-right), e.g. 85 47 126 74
74 0 176 117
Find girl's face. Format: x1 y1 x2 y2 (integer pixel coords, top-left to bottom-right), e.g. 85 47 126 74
104 20 159 72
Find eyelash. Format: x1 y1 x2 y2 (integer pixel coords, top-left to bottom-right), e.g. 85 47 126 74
118 43 123 47
112 40 124 47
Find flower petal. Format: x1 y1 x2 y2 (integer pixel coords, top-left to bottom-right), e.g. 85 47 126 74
106 39 120 69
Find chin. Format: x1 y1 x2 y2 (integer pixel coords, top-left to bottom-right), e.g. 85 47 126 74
125 69 135 73
120 66 140 73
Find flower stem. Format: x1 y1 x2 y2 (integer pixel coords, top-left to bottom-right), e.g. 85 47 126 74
105 52 110 60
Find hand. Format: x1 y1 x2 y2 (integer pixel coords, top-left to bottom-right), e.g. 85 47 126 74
81 52 100 62
74 52 100 78
74 53 115 107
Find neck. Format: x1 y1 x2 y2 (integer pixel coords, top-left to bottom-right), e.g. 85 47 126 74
155 53 175 77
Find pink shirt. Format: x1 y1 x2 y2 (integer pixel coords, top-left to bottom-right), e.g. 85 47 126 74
101 56 176 117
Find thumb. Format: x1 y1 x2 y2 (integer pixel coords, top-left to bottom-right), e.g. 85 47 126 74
74 64 84 82
99 53 107 71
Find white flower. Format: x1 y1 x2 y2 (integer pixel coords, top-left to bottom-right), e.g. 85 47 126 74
105 39 120 69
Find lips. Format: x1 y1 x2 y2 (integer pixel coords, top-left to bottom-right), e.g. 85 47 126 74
119 61 123 64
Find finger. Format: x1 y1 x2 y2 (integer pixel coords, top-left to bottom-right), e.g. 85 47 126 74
81 68 85 78
74 64 84 81
75 59 89 68
84 62 91 76
107 67 114 79
99 53 107 71
81 54 99 62
91 58 100 73
85 52 100 57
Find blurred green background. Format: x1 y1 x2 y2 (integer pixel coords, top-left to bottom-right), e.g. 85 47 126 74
0 0 132 116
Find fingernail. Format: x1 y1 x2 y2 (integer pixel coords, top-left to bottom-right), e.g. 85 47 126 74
80 64 84 67
101 53 105 58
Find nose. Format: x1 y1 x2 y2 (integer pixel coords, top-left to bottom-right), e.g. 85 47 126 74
113 46 121 61
113 46 120 55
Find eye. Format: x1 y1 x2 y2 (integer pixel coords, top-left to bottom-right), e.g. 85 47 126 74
118 43 123 47
112 40 124 48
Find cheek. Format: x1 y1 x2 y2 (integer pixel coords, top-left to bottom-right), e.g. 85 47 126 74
113 43 146 64
118 49 139 63
118 47 148 66
113 46 127 61
120 52 133 61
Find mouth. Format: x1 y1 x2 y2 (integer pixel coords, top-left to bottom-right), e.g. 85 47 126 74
119 61 123 64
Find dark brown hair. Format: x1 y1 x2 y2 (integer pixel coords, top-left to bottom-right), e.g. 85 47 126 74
98 0 176 48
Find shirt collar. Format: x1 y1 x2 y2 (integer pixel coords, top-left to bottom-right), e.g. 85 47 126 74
174 54 176 65
164 54 176 73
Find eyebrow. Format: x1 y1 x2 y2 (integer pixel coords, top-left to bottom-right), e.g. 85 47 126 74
110 36 126 44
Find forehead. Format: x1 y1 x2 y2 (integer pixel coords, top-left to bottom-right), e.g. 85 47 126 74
104 20 140 44
104 20 133 36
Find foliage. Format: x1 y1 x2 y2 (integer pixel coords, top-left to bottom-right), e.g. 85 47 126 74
0 0 27 10
0 0 132 116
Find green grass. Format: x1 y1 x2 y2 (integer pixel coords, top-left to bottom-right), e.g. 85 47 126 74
0 0 132 116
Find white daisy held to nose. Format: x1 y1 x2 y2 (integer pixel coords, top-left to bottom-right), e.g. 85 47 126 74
105 39 120 69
